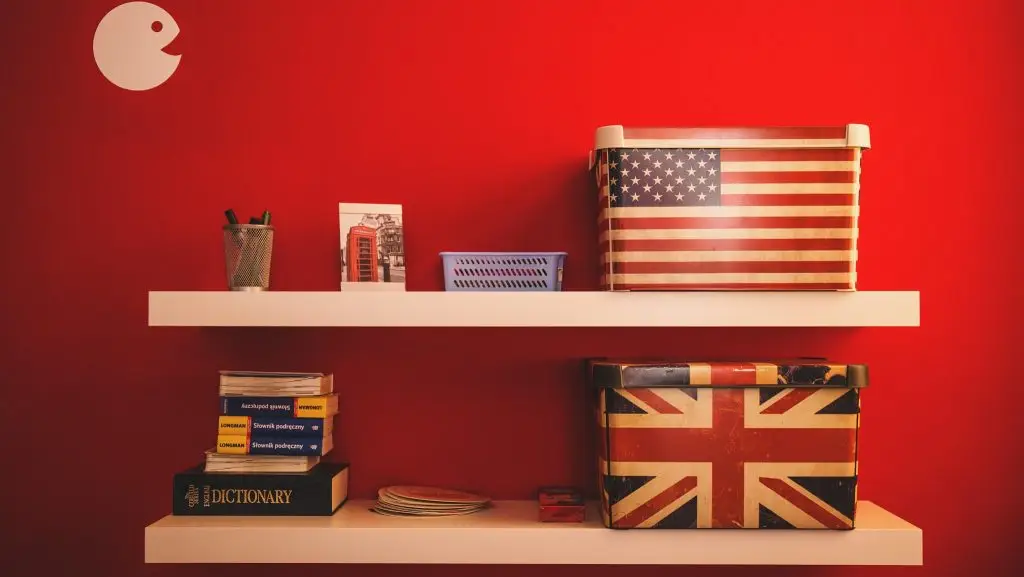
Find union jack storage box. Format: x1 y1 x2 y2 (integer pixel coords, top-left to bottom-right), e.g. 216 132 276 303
589 359 866 529
590 124 870 291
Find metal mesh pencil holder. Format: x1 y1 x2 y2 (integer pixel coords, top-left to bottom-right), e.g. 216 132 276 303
440 252 567 291
223 224 274 291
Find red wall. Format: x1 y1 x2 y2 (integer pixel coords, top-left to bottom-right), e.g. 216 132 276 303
3 0 1022 575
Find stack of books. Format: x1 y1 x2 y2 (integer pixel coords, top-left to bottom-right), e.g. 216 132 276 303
207 370 339 474
172 371 349 516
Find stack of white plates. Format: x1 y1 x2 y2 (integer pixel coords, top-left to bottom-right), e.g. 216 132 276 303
370 485 491 517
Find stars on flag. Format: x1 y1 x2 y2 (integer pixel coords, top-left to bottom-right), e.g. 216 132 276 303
608 148 722 207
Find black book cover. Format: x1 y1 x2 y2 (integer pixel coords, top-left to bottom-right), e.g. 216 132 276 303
172 462 349 516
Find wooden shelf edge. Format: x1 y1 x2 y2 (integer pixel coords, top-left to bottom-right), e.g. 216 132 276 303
144 500 923 565
147 290 921 328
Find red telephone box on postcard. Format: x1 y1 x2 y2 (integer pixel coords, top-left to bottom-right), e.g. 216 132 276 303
345 225 379 282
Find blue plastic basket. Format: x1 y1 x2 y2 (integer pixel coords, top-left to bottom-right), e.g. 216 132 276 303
440 252 567 291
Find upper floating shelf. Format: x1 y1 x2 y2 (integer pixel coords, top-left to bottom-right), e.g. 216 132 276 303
147 290 920 327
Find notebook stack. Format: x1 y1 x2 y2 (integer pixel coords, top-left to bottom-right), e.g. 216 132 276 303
206 371 339 474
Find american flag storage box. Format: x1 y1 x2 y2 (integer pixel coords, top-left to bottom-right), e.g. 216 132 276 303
589 359 866 529
591 125 870 290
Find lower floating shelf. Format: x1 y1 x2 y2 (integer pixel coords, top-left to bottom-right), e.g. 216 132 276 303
145 499 922 565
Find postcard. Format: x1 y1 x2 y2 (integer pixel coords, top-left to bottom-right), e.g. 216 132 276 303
339 203 405 291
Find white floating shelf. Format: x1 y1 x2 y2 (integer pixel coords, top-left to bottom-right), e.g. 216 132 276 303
148 290 919 327
145 500 922 565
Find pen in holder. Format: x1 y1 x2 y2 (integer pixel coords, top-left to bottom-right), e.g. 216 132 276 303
223 223 274 291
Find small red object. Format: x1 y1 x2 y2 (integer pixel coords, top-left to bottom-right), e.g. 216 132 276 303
540 505 586 523
538 486 585 522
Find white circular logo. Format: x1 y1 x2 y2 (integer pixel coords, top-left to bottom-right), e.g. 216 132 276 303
93 2 181 91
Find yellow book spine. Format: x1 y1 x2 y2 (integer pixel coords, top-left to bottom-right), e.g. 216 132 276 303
216 435 251 454
217 416 251 436
294 397 330 418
